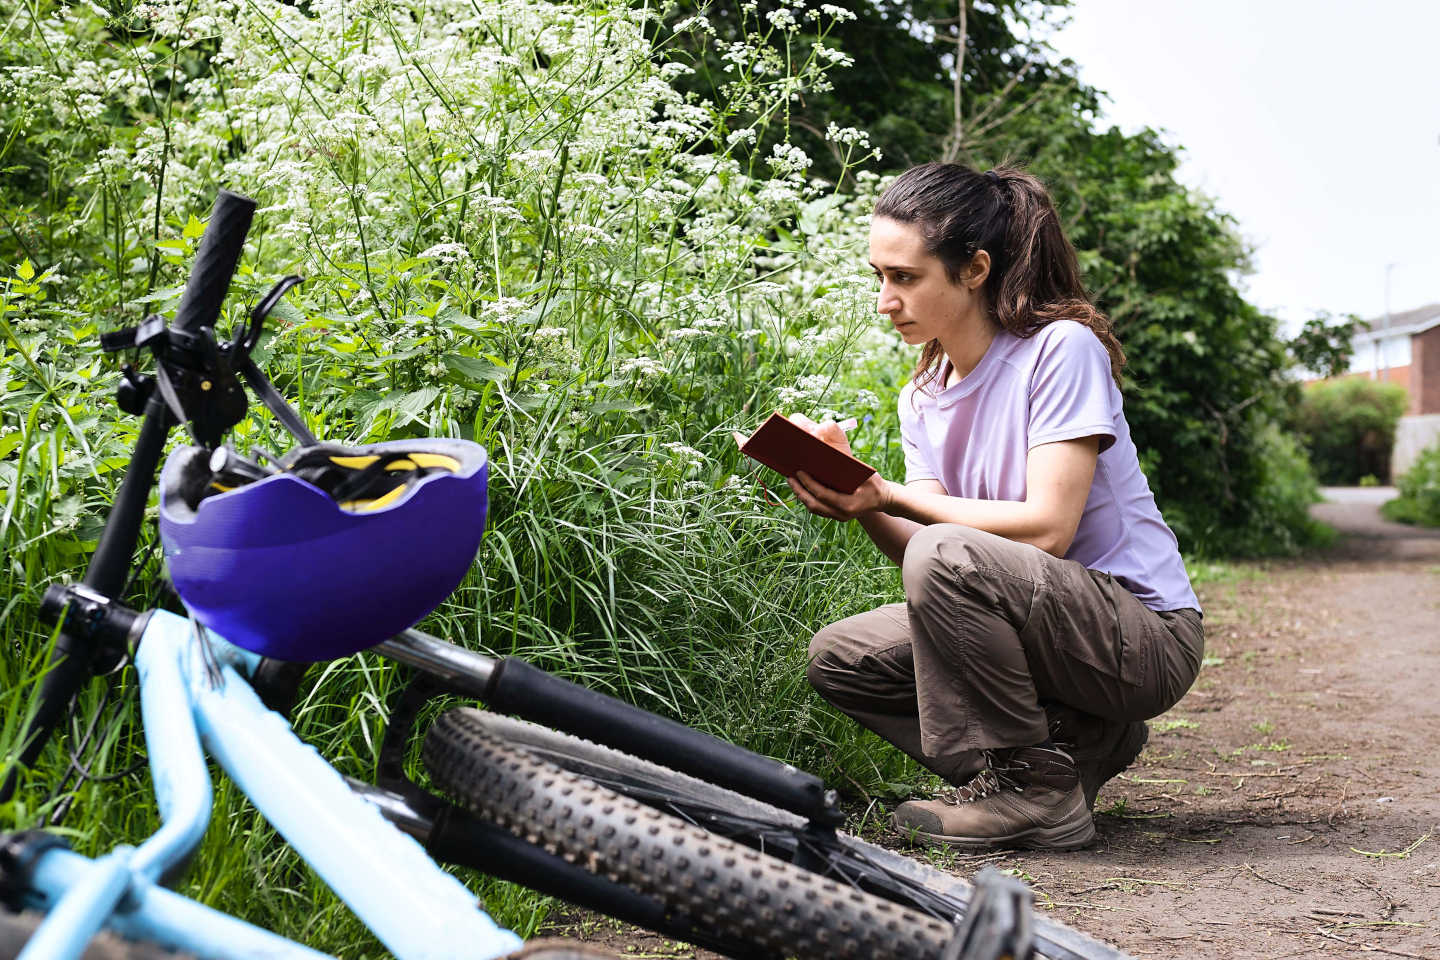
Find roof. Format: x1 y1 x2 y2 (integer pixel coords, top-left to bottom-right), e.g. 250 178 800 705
1356 303 1440 342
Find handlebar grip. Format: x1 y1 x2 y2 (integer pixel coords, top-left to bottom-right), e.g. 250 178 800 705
170 189 257 334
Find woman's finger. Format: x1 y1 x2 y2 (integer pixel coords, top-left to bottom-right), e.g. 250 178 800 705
796 471 850 518
791 472 839 518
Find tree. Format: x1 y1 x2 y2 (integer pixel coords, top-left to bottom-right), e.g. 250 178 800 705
1288 313 1368 380
663 1 1071 181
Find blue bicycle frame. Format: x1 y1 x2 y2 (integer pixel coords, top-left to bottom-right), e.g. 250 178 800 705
13 608 523 960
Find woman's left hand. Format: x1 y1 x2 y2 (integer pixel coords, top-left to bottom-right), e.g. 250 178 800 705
788 469 891 521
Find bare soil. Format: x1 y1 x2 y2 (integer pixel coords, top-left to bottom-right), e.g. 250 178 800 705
984 491 1440 959
545 491 1440 959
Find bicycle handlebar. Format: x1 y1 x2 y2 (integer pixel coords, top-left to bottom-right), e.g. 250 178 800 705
171 189 255 334
0 191 255 803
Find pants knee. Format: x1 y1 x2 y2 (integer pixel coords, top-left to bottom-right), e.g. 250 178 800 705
805 624 848 700
902 523 984 613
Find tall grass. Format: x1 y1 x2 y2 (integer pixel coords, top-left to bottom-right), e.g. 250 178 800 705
1 0 922 948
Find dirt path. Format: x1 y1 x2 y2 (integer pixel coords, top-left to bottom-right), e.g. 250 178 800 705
547 490 1440 959
993 488 1440 959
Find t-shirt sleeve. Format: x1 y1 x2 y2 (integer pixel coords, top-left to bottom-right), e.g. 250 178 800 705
897 383 938 483
1028 323 1118 453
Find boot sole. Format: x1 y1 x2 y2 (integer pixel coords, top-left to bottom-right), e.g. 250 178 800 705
892 813 1097 852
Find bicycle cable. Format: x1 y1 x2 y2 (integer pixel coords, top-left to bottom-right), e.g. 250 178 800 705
46 671 146 826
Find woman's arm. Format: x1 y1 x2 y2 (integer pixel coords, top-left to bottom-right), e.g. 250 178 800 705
788 423 1100 559
854 484 936 566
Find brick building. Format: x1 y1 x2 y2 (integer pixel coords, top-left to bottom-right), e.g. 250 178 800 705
1347 303 1440 415
1343 303 1440 475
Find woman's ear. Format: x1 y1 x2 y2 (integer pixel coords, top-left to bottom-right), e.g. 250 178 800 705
965 250 992 291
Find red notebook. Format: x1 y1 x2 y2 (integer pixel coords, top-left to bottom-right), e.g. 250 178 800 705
733 412 876 494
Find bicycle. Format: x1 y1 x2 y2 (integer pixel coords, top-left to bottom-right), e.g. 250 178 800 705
1 189 1131 960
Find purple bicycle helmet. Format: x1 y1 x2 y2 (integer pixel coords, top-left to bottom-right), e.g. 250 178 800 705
158 438 488 661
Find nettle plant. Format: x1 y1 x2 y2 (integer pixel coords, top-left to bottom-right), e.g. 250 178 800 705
105 0 880 432
6 0 913 757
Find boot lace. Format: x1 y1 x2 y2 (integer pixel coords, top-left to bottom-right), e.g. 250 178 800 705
940 749 1031 805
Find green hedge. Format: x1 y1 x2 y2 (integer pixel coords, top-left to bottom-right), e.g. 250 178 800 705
1291 379 1408 485
1382 442 1440 526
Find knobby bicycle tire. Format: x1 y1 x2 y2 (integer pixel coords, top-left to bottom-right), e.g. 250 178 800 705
0 911 185 960
423 708 955 960
426 710 1127 960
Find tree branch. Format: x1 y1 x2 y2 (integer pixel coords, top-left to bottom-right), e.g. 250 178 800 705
941 0 968 163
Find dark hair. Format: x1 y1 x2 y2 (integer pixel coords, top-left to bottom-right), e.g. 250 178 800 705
873 162 1125 393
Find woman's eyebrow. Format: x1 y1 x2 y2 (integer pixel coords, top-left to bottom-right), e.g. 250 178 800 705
869 261 920 271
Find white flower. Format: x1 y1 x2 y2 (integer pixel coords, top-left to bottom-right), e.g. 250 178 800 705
765 8 798 31
483 298 530 326
617 357 668 383
418 242 473 264
565 223 613 247
767 143 811 178
672 15 712 34
777 374 833 406
662 441 704 466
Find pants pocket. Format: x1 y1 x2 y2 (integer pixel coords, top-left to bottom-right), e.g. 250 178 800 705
1032 568 1147 687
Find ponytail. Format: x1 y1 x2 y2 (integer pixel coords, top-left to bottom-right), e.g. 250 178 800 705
874 162 1125 392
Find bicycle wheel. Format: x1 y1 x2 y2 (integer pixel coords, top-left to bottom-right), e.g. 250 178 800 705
423 708 954 960
426 710 1126 960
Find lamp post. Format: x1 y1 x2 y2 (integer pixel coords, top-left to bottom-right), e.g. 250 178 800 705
1380 262 1396 381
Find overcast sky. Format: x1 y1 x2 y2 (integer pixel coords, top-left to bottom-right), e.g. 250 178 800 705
1044 0 1440 332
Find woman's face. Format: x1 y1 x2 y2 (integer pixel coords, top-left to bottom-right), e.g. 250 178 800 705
868 216 983 346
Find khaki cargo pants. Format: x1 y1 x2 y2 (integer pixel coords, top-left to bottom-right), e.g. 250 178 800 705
808 524 1205 785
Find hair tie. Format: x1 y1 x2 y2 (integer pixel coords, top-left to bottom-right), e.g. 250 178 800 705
984 170 1000 185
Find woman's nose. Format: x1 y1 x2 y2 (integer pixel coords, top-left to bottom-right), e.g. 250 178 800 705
877 282 899 315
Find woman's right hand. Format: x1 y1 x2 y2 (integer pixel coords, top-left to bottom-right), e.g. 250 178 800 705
783 414 894 521
786 412 855 457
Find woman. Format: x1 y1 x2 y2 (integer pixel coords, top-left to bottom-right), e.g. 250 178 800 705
789 162 1204 851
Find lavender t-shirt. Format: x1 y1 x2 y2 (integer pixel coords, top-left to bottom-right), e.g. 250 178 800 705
897 320 1199 612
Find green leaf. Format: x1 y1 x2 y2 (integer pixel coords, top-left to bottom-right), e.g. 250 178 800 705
182 215 206 240
16 259 34 281
798 194 841 235
445 355 507 386
383 386 442 425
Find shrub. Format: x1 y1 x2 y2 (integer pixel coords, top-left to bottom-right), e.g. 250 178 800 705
1383 442 1440 527
1291 379 1408 484
1206 424 1330 556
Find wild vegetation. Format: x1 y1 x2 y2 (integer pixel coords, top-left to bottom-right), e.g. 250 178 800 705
1383 440 1440 526
1291 378 1409 485
2 0 1336 949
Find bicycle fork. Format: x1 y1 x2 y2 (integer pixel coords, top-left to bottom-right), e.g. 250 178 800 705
8 609 523 960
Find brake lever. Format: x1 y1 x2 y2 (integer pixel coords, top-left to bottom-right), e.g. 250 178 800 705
230 274 304 360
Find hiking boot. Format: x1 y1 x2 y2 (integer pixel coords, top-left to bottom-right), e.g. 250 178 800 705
890 745 1095 851
1047 704 1148 810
